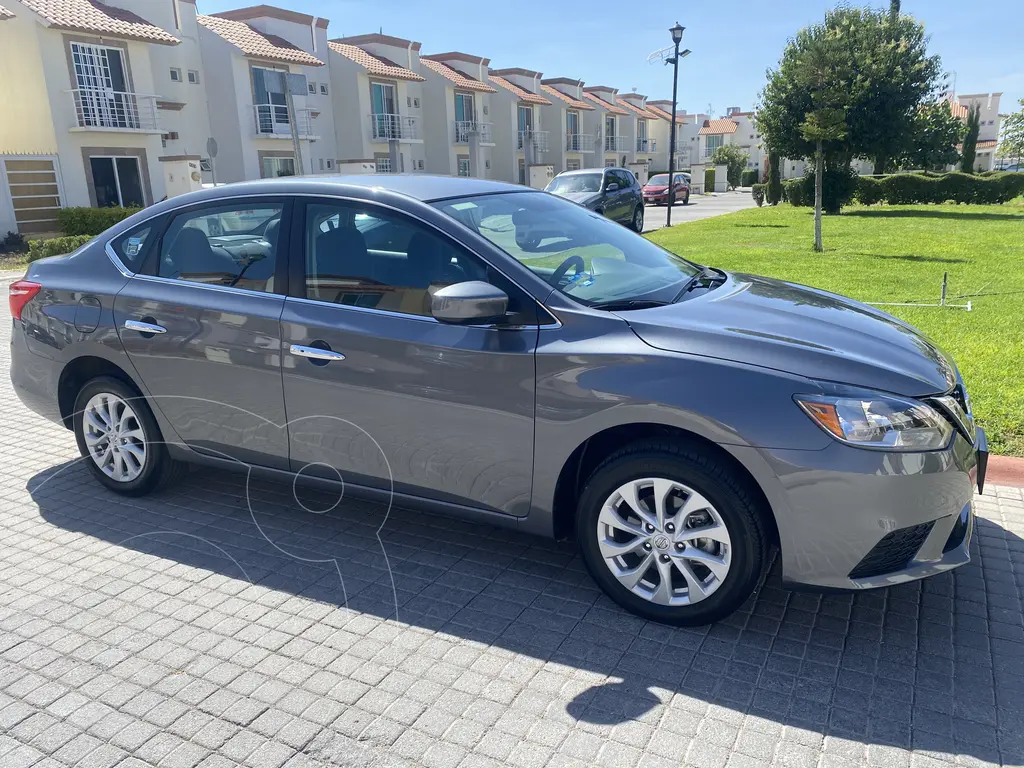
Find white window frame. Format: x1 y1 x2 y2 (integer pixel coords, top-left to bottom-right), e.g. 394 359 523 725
308 82 316 94
261 156 296 178
88 155 144 207
170 67 182 82
319 83 328 95
187 70 200 84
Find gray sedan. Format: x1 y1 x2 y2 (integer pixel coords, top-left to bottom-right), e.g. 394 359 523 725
9 175 986 625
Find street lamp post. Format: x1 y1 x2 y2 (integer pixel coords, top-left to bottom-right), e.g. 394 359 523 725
665 23 690 227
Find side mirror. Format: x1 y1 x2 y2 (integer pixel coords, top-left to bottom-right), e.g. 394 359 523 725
605 182 620 192
431 281 508 324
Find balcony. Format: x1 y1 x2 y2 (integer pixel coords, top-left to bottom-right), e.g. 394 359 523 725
517 130 549 152
565 133 595 153
453 120 494 145
636 137 657 153
368 113 421 143
252 104 318 139
604 135 629 152
68 89 160 133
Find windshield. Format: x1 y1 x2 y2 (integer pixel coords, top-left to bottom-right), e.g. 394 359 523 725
432 191 701 306
545 173 602 194
648 174 669 185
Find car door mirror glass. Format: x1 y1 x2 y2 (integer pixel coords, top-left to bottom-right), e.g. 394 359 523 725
431 281 508 324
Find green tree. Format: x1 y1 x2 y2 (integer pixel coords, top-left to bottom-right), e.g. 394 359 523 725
960 104 981 173
767 152 783 204
757 7 942 180
996 98 1024 167
901 101 964 171
710 144 749 189
889 0 900 24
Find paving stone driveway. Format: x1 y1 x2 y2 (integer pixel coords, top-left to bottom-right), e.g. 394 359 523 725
1 289 1023 768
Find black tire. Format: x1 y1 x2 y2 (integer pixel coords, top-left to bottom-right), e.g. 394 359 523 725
630 204 644 232
682 191 690 205
576 441 768 626
73 376 186 496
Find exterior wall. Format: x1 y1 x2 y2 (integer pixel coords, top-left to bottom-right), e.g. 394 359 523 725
196 28 246 182
421 65 493 178
579 105 606 169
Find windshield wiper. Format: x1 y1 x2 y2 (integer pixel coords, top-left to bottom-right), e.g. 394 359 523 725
589 299 670 311
671 265 726 303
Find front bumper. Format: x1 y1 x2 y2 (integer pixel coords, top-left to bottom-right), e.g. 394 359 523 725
747 427 985 591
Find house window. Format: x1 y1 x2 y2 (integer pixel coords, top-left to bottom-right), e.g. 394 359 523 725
374 154 392 173
454 92 475 140
413 97 420 108
605 115 615 137
320 83 328 95
484 159 490 170
89 156 145 208
261 156 295 178
705 134 724 155
308 82 316 94
187 70 200 84
200 158 212 172
170 67 182 82
566 159 581 171
605 159 615 168
457 155 471 177
567 110 580 137
253 66 290 135
326 159 333 169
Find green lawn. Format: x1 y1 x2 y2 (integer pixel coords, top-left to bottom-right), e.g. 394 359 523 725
647 202 1024 457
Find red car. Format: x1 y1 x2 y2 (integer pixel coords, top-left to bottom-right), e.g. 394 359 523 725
643 172 690 205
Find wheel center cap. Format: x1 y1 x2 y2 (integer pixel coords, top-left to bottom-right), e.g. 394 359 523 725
652 534 670 551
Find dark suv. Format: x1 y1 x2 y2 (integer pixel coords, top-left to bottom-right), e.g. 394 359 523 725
545 167 644 231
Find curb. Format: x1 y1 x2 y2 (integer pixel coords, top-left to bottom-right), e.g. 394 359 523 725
988 455 1024 488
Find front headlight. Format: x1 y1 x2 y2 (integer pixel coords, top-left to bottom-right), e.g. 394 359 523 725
795 392 953 451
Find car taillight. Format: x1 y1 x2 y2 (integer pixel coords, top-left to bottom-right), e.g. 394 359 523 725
9 280 41 320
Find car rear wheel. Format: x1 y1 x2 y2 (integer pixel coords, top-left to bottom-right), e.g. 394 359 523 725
630 205 644 232
73 376 185 496
682 191 690 205
576 441 768 625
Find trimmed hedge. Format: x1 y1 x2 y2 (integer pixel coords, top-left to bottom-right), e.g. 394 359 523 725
740 169 759 187
782 178 808 206
57 206 141 237
704 167 715 192
854 171 1024 205
28 235 93 262
751 184 766 207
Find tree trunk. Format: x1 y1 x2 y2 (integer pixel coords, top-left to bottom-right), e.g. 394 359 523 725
814 141 824 252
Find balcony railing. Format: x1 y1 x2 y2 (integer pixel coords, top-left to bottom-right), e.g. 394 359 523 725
368 113 420 142
604 135 629 152
252 104 316 138
453 120 493 144
636 137 657 153
517 130 549 152
68 88 159 132
566 133 595 153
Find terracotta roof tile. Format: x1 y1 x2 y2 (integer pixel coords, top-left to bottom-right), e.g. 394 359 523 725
582 91 627 115
18 0 178 43
698 118 738 135
646 103 684 124
489 75 550 105
420 58 495 92
958 139 998 150
327 41 423 81
539 84 593 110
197 14 323 66
616 98 659 118
948 100 969 119
0 4 14 19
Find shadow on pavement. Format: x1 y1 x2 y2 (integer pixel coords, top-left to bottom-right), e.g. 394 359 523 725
29 460 1024 762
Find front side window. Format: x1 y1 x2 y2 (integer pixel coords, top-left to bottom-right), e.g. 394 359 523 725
158 204 282 293
433 191 699 306
303 202 488 317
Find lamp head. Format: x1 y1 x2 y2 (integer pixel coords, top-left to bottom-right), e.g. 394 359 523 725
670 23 685 44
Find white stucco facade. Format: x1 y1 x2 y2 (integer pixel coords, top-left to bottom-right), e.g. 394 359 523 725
420 53 494 178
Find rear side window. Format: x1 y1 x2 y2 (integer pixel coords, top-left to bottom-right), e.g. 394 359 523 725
110 224 155 272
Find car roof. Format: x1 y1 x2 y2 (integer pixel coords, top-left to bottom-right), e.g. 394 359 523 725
554 168 610 176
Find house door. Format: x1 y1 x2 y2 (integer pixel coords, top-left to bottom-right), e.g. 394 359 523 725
89 156 145 207
253 67 290 135
566 110 580 149
370 82 397 139
70 42 136 129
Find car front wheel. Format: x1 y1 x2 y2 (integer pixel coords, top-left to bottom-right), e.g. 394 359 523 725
576 442 768 625
73 376 185 496
630 205 644 232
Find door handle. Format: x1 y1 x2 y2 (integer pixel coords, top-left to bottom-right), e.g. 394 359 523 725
124 319 166 334
290 344 346 362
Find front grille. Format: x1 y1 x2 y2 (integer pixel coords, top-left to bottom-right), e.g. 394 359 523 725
849 521 934 579
942 503 971 553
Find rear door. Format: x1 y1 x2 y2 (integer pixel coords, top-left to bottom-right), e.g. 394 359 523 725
113 197 292 468
279 197 539 516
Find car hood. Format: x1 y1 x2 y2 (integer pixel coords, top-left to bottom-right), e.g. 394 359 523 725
551 191 601 206
644 185 669 193
623 272 956 397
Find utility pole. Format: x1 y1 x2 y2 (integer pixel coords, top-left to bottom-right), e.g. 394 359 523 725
665 23 688 227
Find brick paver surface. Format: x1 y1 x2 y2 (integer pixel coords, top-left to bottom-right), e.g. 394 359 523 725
1 281 1023 767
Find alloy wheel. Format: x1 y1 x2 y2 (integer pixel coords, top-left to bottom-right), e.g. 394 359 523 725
597 477 732 605
634 206 644 230
82 392 148 482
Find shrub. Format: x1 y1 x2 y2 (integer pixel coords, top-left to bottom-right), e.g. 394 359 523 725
27 235 93 262
704 167 715 192
782 178 808 206
855 176 885 205
57 206 142 237
801 165 858 214
767 153 782 205
740 169 759 187
1 230 27 254
751 184 766 206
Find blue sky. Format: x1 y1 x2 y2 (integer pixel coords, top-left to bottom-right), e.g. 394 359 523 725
197 0 1022 117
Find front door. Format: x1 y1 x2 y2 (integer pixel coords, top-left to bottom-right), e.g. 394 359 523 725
112 198 292 468
279 197 538 516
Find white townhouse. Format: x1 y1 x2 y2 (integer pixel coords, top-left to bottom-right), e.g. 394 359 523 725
197 6 331 181
580 86 631 169
616 92 660 182
487 68 552 186
645 101 678 172
722 108 766 177
0 0 212 236
419 52 496 178
538 78 597 172
951 93 1003 172
327 33 426 175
